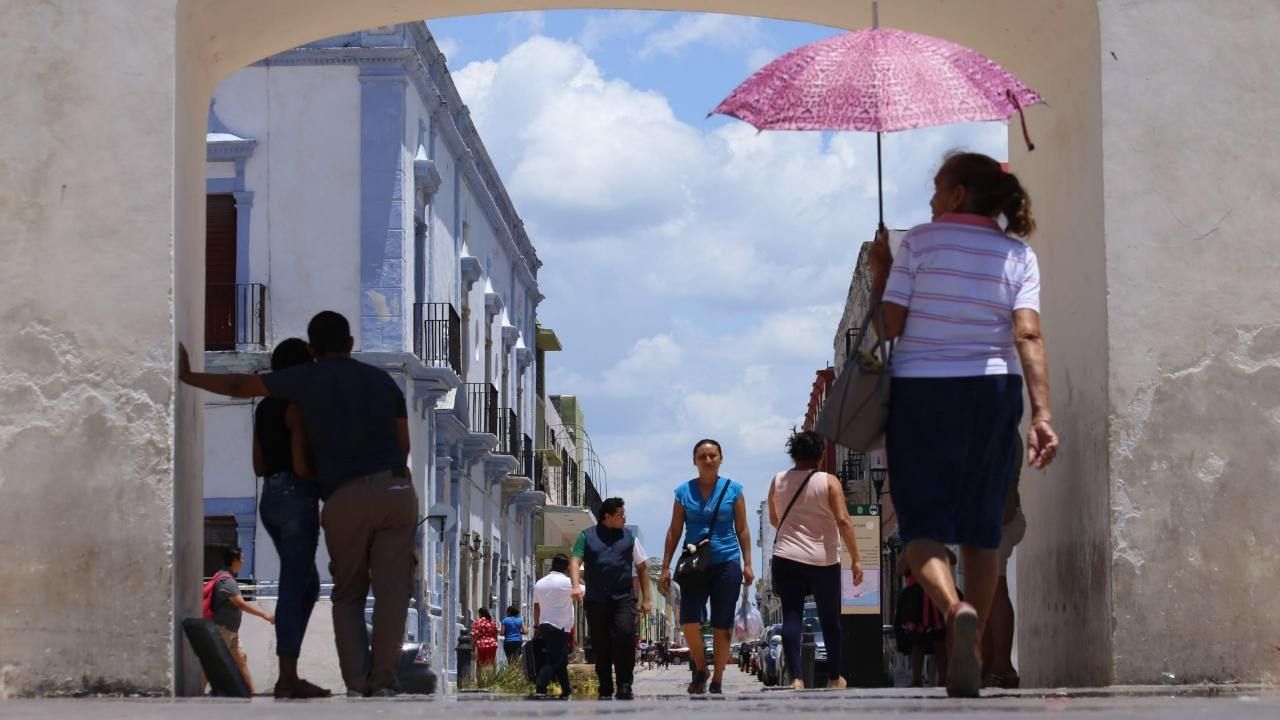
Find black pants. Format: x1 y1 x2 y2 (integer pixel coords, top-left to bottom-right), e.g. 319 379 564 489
773 556 844 683
535 624 572 696
503 640 522 664
584 596 637 692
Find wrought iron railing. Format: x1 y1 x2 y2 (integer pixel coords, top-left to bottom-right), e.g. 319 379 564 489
844 326 862 360
206 283 266 350
838 451 866 493
521 435 534 479
496 409 520 457
584 473 602 518
413 303 461 375
467 383 498 435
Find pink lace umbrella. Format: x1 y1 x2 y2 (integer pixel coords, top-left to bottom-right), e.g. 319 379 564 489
712 17 1043 226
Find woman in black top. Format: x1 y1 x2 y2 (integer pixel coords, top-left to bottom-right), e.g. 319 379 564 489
253 338 329 698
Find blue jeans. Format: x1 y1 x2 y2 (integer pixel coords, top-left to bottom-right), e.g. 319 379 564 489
259 471 321 658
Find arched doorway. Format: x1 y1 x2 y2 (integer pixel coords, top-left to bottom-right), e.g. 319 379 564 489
168 0 1104 695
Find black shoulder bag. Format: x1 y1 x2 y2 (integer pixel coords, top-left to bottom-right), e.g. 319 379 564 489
770 470 819 592
673 479 732 591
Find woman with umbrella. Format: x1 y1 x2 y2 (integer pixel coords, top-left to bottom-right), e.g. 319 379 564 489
712 8 1057 697
868 152 1059 697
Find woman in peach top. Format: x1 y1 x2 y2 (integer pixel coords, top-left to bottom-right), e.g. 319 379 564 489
768 430 865 689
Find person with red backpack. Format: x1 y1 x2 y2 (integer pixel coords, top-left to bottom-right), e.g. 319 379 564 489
203 547 274 694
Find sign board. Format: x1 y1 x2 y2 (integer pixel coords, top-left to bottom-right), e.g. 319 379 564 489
841 504 881 615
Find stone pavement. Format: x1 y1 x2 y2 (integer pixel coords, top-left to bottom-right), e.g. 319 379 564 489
2 665 1276 719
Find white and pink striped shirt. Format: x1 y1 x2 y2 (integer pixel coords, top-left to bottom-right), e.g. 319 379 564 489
882 213 1040 378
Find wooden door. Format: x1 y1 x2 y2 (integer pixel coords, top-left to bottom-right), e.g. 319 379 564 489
205 195 237 350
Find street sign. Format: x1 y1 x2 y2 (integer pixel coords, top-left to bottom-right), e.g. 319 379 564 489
841 503 881 615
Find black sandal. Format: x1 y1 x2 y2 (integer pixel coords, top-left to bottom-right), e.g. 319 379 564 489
688 669 708 694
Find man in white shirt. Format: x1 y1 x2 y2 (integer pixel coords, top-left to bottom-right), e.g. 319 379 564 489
532 553 575 699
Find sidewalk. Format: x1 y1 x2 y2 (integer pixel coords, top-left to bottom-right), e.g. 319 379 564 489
3 667 1275 719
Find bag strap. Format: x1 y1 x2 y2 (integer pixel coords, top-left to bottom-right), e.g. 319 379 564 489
775 470 820 539
701 478 733 541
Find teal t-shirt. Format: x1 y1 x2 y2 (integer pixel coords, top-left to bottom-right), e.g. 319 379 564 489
676 477 743 566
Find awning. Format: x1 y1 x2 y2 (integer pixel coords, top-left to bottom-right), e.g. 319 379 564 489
541 505 595 548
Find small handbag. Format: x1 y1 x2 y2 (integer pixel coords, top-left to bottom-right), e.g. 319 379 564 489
815 303 894 451
673 479 732 591
769 469 819 594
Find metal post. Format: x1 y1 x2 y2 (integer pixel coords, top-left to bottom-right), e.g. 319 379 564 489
800 625 816 689
456 627 474 687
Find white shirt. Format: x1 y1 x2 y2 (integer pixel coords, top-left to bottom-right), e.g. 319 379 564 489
883 214 1040 378
533 571 575 631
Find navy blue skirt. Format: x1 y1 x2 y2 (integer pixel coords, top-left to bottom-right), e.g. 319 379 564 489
886 375 1023 549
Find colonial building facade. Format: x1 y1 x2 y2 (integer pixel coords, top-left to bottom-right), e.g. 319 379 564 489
200 22 549 687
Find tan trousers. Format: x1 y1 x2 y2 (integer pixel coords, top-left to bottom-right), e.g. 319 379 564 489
321 470 417 694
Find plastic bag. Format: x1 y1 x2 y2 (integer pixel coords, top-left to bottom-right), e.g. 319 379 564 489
734 592 765 641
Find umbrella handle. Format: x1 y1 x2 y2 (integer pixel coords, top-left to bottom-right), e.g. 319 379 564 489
1007 90 1036 152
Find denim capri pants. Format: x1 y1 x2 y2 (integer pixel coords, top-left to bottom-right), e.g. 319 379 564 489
678 561 742 630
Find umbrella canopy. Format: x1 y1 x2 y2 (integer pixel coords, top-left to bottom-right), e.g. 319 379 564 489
712 28 1043 134
711 26 1044 226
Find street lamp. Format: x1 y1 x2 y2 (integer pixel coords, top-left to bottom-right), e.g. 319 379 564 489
869 467 889 500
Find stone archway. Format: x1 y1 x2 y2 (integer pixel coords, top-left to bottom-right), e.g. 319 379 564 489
3 0 1278 698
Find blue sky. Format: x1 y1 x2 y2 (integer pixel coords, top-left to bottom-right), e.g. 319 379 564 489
428 10 1007 575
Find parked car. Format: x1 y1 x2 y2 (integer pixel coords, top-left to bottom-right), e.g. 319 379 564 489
668 645 691 663
776 616 828 687
364 606 436 694
754 623 783 686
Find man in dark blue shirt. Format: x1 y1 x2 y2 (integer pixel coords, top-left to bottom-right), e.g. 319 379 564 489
570 497 651 700
180 311 415 697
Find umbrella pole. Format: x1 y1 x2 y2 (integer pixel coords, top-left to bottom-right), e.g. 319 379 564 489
873 1 883 228
876 131 884 228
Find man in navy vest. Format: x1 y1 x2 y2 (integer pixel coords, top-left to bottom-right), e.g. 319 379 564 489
570 497 652 700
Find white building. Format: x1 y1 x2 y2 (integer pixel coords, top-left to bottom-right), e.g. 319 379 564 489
200 22 545 687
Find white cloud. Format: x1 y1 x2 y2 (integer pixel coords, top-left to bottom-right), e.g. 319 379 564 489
435 36 462 64
579 11 663 51
639 14 763 58
449 31 1007 555
746 47 779 72
498 11 546 41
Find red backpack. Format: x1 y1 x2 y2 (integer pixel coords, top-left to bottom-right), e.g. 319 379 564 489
202 570 233 620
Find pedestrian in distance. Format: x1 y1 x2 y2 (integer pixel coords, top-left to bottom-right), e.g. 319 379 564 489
767 430 865 689
982 435 1026 689
571 497 652 700
531 553 575 700
179 310 417 698
205 546 275 695
894 548 958 688
867 151 1060 697
502 606 526 665
252 337 331 699
659 439 755 695
472 608 500 670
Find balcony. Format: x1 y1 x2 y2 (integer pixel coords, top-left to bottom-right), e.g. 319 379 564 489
496 409 521 458
584 473 603 519
413 303 461 375
467 383 498 435
206 283 266 351
844 326 862 360
838 452 866 494
521 434 534 479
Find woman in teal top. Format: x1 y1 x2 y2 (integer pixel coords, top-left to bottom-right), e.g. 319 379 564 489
659 439 755 695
